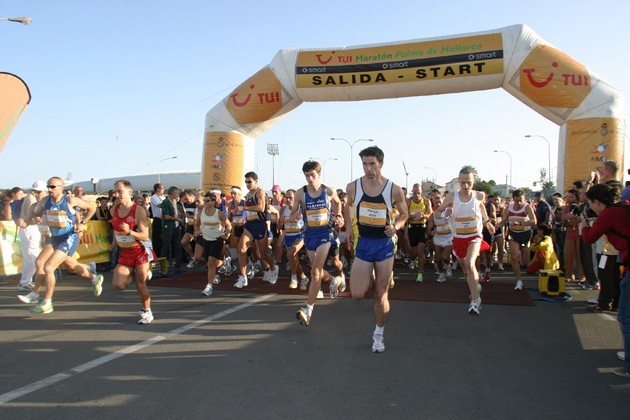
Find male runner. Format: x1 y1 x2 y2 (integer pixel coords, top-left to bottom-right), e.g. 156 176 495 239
110 180 156 324
406 183 432 282
433 166 494 315
17 176 104 314
293 161 344 326
345 146 408 352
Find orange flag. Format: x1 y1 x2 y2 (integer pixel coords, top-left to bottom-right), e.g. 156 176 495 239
0 72 31 154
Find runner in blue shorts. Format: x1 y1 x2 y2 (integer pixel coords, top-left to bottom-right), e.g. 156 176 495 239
292 161 344 326
344 146 408 353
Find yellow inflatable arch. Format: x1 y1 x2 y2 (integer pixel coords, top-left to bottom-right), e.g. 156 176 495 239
203 24 625 192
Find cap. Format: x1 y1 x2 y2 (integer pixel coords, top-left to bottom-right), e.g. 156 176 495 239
32 180 47 192
272 185 281 192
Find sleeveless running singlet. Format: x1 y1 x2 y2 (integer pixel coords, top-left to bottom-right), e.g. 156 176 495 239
44 194 76 237
354 178 393 239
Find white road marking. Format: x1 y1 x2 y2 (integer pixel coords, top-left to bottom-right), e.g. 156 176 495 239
0 293 276 404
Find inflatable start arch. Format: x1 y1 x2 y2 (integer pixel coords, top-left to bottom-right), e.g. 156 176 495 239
203 24 625 192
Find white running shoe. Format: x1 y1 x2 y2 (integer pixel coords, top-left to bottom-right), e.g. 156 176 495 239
299 276 309 291
285 261 291 271
201 284 213 296
18 292 40 304
146 270 153 281
498 263 504 271
213 274 221 285
138 309 154 325
437 272 446 283
445 265 453 278
234 275 248 288
586 298 598 305
317 289 324 299
262 269 272 282
92 274 104 297
338 275 347 293
468 300 480 315
186 259 196 269
246 261 254 279
372 333 385 353
268 266 279 285
17 281 35 291
617 351 626 361
289 276 298 289
87 261 97 276
296 306 311 326
329 277 341 299
514 280 523 291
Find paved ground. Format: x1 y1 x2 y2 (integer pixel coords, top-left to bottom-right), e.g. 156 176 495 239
1 265 629 419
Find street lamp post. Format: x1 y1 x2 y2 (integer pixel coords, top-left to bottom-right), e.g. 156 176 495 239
309 157 338 183
267 143 279 186
425 166 437 185
157 156 178 183
0 16 32 25
525 134 551 185
494 150 512 194
330 137 374 181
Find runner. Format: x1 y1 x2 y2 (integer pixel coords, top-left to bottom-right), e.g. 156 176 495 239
293 160 344 326
17 176 104 314
109 180 156 324
278 189 309 289
234 172 278 288
433 166 494 315
497 189 537 291
344 146 408 352
426 194 454 282
406 183 432 282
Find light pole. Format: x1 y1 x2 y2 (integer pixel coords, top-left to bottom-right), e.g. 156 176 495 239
330 137 374 181
309 157 338 183
494 150 512 194
267 143 279 186
157 156 177 183
402 161 409 191
425 166 437 185
525 134 551 185
0 16 32 25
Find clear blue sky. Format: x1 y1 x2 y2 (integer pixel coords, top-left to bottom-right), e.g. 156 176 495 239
2 0 629 192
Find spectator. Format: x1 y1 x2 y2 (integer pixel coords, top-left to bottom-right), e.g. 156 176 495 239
527 224 559 274
150 183 165 256
161 186 184 271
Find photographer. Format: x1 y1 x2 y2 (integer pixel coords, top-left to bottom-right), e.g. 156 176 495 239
561 189 583 282
581 183 630 379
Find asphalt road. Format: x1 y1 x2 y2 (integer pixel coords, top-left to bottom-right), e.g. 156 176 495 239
1 266 628 419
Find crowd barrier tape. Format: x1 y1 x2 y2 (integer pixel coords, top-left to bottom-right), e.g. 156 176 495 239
0 220 111 276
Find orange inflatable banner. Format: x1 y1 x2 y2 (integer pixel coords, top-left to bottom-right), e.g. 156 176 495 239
0 72 31 154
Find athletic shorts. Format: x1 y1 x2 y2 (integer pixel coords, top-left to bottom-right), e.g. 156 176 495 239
408 224 427 246
482 228 492 246
509 230 532 246
244 221 268 241
355 236 395 262
433 234 453 248
233 225 244 238
304 229 333 252
51 233 80 256
198 237 225 259
118 246 155 268
452 236 490 259
284 234 303 249
185 224 195 235
270 222 281 239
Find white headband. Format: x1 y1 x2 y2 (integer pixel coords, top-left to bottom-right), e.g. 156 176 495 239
230 187 242 194
210 189 221 195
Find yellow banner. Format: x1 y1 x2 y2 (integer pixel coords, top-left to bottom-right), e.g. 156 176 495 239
0 221 111 275
563 118 625 191
226 67 284 124
202 132 246 193
296 34 504 88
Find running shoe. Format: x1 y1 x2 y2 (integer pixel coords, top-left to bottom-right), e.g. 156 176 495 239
18 292 39 304
138 309 154 325
17 281 35 291
296 306 311 326
408 259 416 270
30 301 54 314
445 265 453 278
224 264 235 276
617 351 625 361
262 269 271 282
317 289 324 299
246 262 255 280
586 298 598 305
338 275 347 293
437 272 446 283
285 261 291 271
299 276 309 291
93 274 104 297
146 270 153 281
268 266 279 285
514 280 523 291
468 300 480 315
289 276 298 289
201 284 213 296
234 275 248 288
187 259 196 269
372 333 385 353
329 277 341 299
416 273 424 283
498 263 504 271
213 274 221 285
